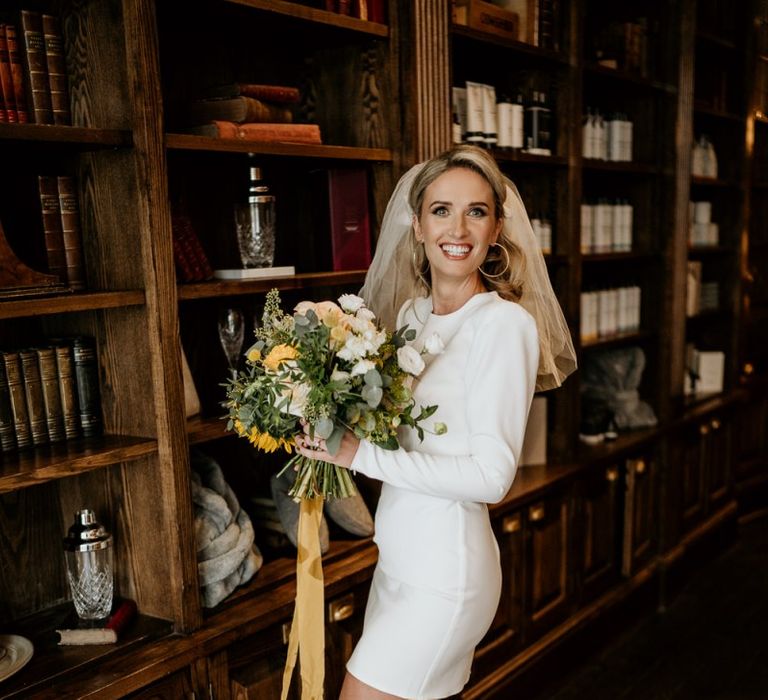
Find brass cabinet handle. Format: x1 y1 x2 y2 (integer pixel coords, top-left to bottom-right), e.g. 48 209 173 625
711 418 721 431
634 459 646 475
529 504 545 522
328 593 355 622
743 362 754 376
502 514 521 533
700 423 710 436
606 466 619 482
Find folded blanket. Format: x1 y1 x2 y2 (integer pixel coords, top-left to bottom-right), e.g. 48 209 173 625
190 451 263 607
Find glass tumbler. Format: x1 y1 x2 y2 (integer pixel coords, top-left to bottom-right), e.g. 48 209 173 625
235 195 276 268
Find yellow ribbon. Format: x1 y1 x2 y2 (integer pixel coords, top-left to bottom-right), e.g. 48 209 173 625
281 496 325 700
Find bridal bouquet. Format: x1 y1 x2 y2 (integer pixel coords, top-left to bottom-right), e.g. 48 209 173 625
224 289 445 500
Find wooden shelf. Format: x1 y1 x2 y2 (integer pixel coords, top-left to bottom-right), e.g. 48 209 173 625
187 415 230 445
583 63 676 93
224 0 388 36
581 330 653 350
451 24 568 63
693 106 745 123
492 149 568 166
0 123 132 148
582 159 659 175
0 290 145 320
0 435 158 494
178 270 366 300
0 601 172 699
165 134 392 161
582 251 657 263
577 425 661 466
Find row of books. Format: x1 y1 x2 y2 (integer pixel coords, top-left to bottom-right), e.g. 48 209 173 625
0 337 102 454
186 83 321 145
0 10 70 125
323 0 386 23
37 175 86 289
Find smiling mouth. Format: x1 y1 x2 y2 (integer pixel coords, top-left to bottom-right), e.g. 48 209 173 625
440 243 472 258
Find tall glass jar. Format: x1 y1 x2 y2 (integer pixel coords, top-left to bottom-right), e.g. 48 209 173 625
234 166 276 268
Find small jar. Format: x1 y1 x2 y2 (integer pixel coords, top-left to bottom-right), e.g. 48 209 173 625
64 509 114 620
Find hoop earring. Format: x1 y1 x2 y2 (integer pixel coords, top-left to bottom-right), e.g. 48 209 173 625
479 244 511 280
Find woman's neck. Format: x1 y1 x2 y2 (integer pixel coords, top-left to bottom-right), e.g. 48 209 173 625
430 274 487 315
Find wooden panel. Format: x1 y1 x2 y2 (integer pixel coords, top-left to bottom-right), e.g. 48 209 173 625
705 413 732 510
622 455 656 577
123 668 194 699
678 422 708 534
524 492 571 641
0 123 131 146
473 511 524 681
578 464 622 603
0 290 145 320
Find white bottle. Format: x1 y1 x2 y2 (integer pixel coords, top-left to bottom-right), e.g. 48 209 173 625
581 203 593 253
496 95 513 149
596 110 608 160
608 114 622 161
583 109 594 159
511 93 525 149
541 218 552 254
622 115 633 162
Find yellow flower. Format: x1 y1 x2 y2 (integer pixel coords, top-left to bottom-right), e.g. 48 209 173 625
234 419 247 437
247 347 262 362
263 344 298 371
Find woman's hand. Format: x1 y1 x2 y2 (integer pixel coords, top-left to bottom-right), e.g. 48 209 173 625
295 422 360 469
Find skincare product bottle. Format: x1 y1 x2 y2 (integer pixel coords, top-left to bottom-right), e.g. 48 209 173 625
464 82 486 145
511 92 525 149
482 84 498 148
496 94 512 149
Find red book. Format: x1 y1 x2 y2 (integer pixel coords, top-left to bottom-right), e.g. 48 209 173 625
5 24 29 123
20 10 53 124
186 120 322 144
202 83 301 104
327 168 372 271
42 14 70 125
57 176 86 290
0 25 10 122
38 175 68 283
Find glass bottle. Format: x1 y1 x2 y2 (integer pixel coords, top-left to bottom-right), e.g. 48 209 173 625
234 165 276 268
64 509 114 620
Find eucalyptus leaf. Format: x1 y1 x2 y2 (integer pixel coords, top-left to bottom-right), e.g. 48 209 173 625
315 417 334 439
364 369 382 387
362 384 383 408
374 435 399 450
381 374 393 387
405 329 416 341
325 425 345 456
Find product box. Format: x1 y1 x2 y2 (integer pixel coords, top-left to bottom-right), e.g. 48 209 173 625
452 0 519 41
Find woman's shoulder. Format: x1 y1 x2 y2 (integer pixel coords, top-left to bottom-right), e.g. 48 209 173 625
471 293 538 335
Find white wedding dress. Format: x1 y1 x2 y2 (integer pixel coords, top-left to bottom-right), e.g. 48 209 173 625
346 291 539 699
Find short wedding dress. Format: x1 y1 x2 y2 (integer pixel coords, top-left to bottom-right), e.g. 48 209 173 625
346 292 539 699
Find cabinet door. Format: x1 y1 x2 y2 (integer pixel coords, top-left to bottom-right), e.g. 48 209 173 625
675 422 708 535
124 669 194 699
735 389 768 483
325 585 369 698
229 621 296 700
472 510 525 681
705 414 732 511
524 492 571 642
578 464 623 603
622 455 656 577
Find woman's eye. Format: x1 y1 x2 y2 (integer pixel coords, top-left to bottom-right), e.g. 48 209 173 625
468 207 487 217
431 206 448 216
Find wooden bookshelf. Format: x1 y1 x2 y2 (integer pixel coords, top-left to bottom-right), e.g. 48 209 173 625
0 290 145 320
451 24 567 63
0 123 132 147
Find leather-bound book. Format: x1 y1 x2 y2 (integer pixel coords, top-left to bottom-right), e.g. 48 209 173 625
53 342 81 440
20 10 53 124
72 337 103 438
0 361 16 452
185 121 322 144
41 14 70 125
202 84 300 104
2 352 30 449
38 175 68 283
20 349 49 446
0 25 12 122
327 168 372 271
57 176 86 290
5 24 29 123
36 347 66 443
188 96 293 125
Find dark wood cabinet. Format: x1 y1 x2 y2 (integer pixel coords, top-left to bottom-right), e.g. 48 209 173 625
622 455 657 577
124 670 194 700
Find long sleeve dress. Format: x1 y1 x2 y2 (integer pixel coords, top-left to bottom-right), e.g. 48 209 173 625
345 291 540 699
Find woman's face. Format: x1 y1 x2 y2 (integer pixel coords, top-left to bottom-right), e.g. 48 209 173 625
414 167 502 288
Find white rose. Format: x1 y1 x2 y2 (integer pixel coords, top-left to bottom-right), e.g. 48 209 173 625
294 300 316 315
338 294 366 313
397 345 425 376
287 382 312 418
351 359 376 377
424 332 445 355
356 307 376 322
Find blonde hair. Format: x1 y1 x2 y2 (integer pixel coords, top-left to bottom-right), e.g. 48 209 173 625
407 145 525 301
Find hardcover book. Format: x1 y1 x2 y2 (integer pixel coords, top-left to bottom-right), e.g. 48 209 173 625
20 10 53 124
188 96 293 125
185 121 321 144
202 84 300 104
5 24 29 123
38 175 68 283
0 25 14 122
57 176 86 290
53 342 80 440
2 352 30 449
72 336 103 437
41 14 70 125
36 346 66 442
20 349 49 446
0 361 16 451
